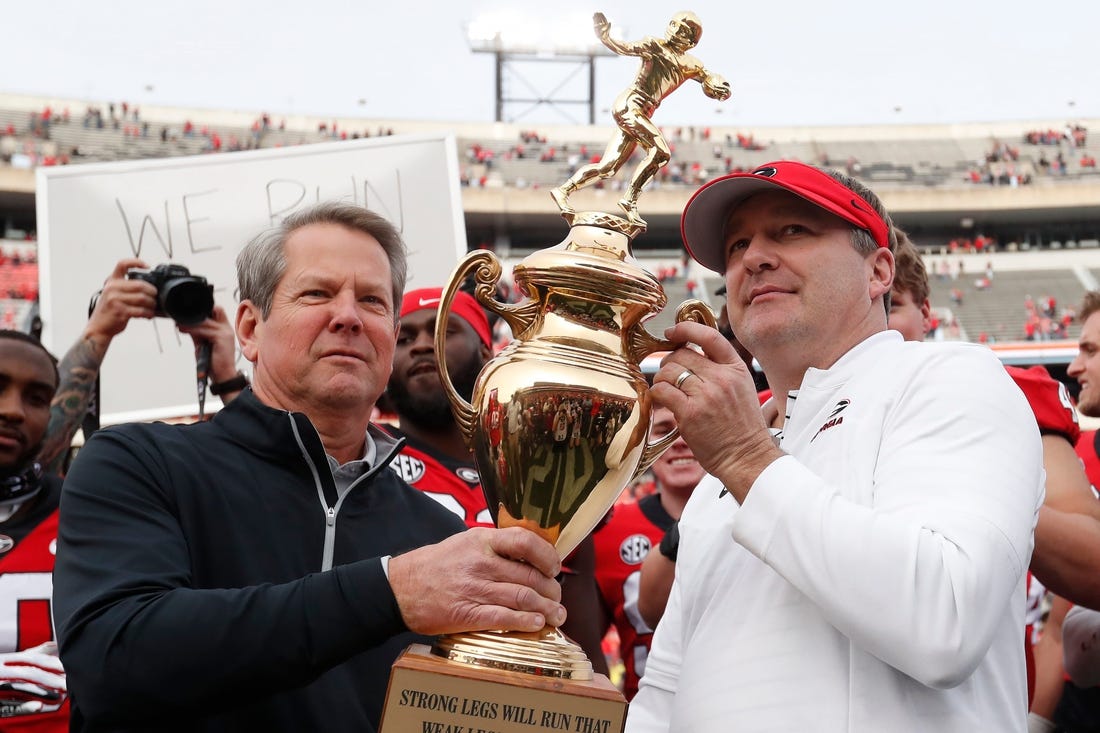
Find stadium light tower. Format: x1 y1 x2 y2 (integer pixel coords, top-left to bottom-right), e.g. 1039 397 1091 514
466 12 615 124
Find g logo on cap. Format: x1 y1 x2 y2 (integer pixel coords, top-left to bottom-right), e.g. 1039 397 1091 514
753 166 778 177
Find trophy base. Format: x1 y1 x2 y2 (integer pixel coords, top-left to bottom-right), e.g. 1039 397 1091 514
431 626 593 680
381 643 625 733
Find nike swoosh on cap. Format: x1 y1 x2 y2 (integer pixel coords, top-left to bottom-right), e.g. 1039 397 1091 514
418 298 441 307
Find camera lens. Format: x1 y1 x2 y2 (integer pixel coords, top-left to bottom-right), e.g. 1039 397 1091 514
161 278 214 326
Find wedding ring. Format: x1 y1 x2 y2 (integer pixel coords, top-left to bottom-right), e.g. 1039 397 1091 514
674 369 695 389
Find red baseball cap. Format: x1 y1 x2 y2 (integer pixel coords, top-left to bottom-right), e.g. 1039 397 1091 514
400 287 492 348
681 161 892 273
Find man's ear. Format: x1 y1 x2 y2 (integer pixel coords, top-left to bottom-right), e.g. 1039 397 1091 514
920 298 933 336
868 247 895 302
236 300 262 364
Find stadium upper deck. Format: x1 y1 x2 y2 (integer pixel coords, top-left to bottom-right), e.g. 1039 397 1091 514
2 91 1099 255
3 92 1100 369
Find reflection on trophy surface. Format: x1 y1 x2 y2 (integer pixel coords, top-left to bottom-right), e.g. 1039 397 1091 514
431 9 728 681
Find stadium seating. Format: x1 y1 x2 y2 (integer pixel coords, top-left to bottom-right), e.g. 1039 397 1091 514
3 93 1095 191
3 92 1100 352
929 270 1078 341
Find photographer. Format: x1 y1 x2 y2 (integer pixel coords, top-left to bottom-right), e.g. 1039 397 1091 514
38 258 244 474
0 258 240 732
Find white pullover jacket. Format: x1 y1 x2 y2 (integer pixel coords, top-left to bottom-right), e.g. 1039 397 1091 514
629 331 1044 732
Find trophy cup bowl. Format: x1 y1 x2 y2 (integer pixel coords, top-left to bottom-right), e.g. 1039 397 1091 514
429 215 715 680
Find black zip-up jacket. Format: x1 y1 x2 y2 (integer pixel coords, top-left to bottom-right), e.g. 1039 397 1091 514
53 389 465 732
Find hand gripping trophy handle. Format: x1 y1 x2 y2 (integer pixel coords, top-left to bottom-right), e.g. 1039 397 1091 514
628 300 716 480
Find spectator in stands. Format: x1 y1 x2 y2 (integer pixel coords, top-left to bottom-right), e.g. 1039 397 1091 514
52 202 566 732
1025 315 1039 341
628 160 1042 732
550 11 730 228
1061 306 1076 332
0 257 242 730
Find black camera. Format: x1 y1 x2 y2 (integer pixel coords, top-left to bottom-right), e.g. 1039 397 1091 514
126 264 214 327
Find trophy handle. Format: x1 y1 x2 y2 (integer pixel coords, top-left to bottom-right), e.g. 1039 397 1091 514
453 250 541 340
436 250 540 447
630 299 717 479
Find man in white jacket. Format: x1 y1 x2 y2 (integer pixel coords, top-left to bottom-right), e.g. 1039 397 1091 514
629 161 1044 732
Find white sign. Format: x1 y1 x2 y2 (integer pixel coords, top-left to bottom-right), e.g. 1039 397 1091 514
36 134 466 423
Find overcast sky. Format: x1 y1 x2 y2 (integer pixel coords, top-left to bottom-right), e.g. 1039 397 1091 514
7 0 1097 129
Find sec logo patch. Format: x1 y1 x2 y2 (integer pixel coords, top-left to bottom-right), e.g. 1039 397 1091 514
619 534 652 564
390 454 426 483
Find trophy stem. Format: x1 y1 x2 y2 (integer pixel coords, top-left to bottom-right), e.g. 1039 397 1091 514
431 626 594 681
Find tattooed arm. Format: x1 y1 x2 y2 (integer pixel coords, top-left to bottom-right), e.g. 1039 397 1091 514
38 259 156 474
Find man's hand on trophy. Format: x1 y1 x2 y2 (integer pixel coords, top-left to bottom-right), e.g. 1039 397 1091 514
388 527 567 636
651 320 780 503
593 12 610 36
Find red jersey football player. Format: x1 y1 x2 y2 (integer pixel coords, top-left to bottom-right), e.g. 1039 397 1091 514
0 331 67 728
385 287 495 527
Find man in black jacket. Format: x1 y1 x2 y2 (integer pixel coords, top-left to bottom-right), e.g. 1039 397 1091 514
52 202 566 732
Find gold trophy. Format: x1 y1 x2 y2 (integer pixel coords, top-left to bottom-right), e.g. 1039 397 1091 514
381 11 728 733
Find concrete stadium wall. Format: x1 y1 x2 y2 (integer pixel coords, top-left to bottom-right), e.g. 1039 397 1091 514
0 167 33 194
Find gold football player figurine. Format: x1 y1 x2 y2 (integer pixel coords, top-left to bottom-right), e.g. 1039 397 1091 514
551 11 731 229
